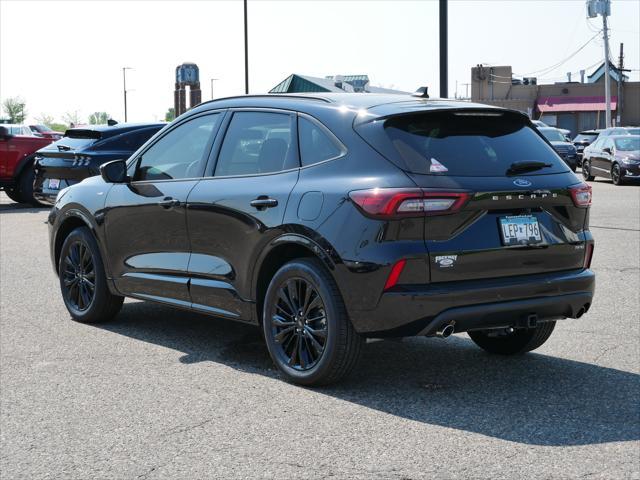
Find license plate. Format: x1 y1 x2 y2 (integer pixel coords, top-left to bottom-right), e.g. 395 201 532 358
48 179 60 189
499 215 542 246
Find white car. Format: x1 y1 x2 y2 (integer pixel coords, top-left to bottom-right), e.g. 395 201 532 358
532 120 571 138
0 124 36 136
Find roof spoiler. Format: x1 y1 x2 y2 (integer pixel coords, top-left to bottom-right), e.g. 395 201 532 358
412 86 429 98
64 129 102 139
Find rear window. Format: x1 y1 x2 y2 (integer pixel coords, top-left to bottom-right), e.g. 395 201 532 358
574 133 598 142
356 110 569 176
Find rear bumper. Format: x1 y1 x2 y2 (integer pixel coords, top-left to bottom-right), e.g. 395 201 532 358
350 268 595 337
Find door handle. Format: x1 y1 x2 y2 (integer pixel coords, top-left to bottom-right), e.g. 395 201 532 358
250 197 278 210
159 197 180 209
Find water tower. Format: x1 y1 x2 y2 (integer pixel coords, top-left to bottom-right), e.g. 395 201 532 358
174 62 202 116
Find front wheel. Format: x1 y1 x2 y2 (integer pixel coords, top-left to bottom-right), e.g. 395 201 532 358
582 160 595 181
468 321 556 355
611 163 624 186
262 258 363 386
4 188 22 203
59 227 123 323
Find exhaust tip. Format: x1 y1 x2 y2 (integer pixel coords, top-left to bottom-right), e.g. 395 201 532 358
575 304 589 319
436 323 455 338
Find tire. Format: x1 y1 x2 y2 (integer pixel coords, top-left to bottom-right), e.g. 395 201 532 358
59 227 123 323
262 258 363 386
582 159 595 181
16 159 46 206
4 188 22 203
468 321 556 355
611 163 624 186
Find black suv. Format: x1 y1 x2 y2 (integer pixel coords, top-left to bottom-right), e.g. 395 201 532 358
33 123 164 204
48 94 595 385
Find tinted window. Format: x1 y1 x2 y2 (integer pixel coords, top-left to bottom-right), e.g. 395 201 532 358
298 116 343 166
540 129 566 142
93 127 162 152
133 114 220 181
357 111 568 176
573 133 598 143
215 112 296 176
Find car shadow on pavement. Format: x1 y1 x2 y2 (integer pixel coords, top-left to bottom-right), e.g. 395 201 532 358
97 300 640 448
0 202 49 214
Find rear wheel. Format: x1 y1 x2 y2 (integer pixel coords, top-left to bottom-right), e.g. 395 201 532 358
582 160 595 181
16 160 46 206
468 321 556 355
262 258 363 386
611 163 624 186
4 188 22 203
59 227 123 323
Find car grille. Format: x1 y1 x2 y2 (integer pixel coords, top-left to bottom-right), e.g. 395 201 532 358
554 145 576 158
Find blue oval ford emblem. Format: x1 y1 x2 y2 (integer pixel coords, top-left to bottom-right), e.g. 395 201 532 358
513 178 532 187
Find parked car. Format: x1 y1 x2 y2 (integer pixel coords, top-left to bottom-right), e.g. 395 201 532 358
532 120 571 138
0 123 37 137
538 127 579 170
582 135 640 185
33 123 164 204
573 130 602 164
29 124 63 140
48 93 594 386
0 125 54 204
597 126 640 138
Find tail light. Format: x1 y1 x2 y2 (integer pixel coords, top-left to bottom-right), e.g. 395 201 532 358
583 243 594 269
569 183 592 207
349 188 471 219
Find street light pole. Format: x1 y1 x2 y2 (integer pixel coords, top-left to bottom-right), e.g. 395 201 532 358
244 0 249 94
439 0 448 98
122 67 132 122
210 78 219 100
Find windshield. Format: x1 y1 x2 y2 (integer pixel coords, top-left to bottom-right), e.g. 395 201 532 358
574 133 597 143
614 137 640 151
541 129 566 142
356 110 569 176
627 128 640 136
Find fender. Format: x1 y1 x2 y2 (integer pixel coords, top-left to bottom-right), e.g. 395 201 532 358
250 230 342 303
14 153 37 180
52 206 119 295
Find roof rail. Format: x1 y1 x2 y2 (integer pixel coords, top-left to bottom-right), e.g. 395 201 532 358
198 94 332 107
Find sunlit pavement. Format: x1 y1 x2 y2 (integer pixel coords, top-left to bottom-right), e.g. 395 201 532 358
0 179 638 479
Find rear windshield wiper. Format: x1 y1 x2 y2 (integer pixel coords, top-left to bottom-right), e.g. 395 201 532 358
57 144 72 151
506 161 552 176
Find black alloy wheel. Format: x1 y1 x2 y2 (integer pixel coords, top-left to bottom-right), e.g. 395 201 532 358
62 241 96 311
611 163 623 186
263 259 363 386
271 277 328 371
582 159 595 181
59 227 123 323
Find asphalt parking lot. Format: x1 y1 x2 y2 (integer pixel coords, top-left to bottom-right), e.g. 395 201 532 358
0 179 638 479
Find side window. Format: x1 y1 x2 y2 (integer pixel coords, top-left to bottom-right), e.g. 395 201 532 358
298 116 344 166
97 128 161 152
133 114 220 181
215 112 296 176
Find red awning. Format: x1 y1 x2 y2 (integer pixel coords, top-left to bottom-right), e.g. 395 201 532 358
537 96 617 113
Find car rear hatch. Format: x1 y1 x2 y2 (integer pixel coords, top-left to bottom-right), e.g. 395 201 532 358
35 129 101 180
355 107 592 283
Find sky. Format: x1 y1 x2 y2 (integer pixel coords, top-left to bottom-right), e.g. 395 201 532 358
1 0 639 124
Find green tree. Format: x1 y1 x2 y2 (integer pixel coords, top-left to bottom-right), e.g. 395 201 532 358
88 112 110 125
2 97 27 123
49 123 68 133
165 107 175 122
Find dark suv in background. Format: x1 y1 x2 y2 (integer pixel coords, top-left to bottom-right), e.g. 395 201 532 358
48 93 595 385
539 127 579 170
34 123 164 204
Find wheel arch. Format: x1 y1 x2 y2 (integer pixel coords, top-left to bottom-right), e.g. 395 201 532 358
14 153 37 179
252 233 339 325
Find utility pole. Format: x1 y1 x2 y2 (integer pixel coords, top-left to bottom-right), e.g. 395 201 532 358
587 0 612 127
244 0 249 94
616 43 631 126
122 67 132 122
439 0 447 98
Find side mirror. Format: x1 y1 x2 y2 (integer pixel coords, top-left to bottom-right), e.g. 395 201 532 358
603 147 612 154
100 159 129 183
0 126 13 141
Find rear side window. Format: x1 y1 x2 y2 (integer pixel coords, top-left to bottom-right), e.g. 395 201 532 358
215 112 297 176
92 127 161 152
298 116 343 166
356 110 569 176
